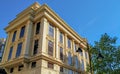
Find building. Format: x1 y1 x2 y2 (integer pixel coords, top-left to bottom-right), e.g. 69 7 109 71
0 38 6 62
0 2 90 74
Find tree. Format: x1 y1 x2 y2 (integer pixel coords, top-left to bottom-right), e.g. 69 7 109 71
87 33 120 74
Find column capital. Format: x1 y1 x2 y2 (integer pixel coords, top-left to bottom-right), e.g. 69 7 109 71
41 17 47 22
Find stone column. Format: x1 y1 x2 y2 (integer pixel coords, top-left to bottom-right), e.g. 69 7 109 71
22 20 33 58
55 27 59 58
40 17 48 54
64 34 67 63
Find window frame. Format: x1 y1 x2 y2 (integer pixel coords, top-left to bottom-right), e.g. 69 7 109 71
48 62 54 69
8 46 13 60
36 22 40 34
48 24 54 37
10 68 14 73
60 47 63 61
68 53 72 65
18 65 24 71
12 31 17 42
48 40 54 56
19 26 25 38
31 62 36 68
59 32 63 43
16 42 22 58
33 39 38 55
67 38 71 48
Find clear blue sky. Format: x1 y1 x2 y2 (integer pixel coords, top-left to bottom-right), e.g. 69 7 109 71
0 0 120 44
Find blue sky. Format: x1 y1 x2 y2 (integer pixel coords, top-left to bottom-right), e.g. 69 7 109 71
0 0 120 44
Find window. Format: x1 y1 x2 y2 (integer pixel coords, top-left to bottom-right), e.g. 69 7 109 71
80 48 83 56
60 67 63 72
19 26 25 38
18 65 24 71
16 43 22 58
48 24 54 37
81 59 84 71
68 53 72 65
60 47 63 61
85 52 88 59
68 38 71 48
36 22 40 34
33 40 38 55
59 32 63 43
48 40 53 56
8 46 13 60
10 68 14 73
31 62 36 68
48 62 54 69
12 31 17 42
68 70 73 74
75 56 79 69
74 44 77 52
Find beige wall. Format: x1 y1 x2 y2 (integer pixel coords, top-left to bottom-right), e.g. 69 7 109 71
1 2 90 74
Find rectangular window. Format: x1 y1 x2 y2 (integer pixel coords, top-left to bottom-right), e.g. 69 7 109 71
48 24 54 37
10 68 14 73
19 26 25 38
60 67 63 72
8 46 13 60
36 22 40 34
33 40 38 55
60 47 63 61
18 65 24 71
81 59 84 71
59 32 63 43
48 62 54 69
68 38 71 48
31 62 36 68
68 53 72 65
68 70 73 74
75 56 79 69
48 40 53 56
74 44 77 52
80 48 83 56
16 43 22 58
12 31 17 42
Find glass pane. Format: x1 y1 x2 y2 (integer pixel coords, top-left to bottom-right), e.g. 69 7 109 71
12 31 17 42
60 47 63 61
16 43 22 58
20 26 25 38
8 46 13 60
49 25 54 37
48 41 53 56
36 22 40 34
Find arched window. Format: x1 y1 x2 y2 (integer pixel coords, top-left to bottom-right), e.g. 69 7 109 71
68 53 72 65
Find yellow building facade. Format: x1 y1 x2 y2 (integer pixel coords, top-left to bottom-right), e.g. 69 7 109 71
1 2 89 74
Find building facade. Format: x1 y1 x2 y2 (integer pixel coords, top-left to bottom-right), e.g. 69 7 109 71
0 2 89 74
0 38 6 62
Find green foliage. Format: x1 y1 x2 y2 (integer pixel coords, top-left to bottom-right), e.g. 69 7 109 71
87 33 120 74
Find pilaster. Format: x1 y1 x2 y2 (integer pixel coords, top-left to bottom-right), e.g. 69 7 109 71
40 17 48 54
55 27 59 59
64 34 67 63
2 32 10 62
22 20 33 58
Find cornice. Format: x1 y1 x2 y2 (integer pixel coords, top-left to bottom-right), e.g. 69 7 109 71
35 4 87 47
2 57 29 68
30 54 83 73
5 13 34 33
4 2 40 33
